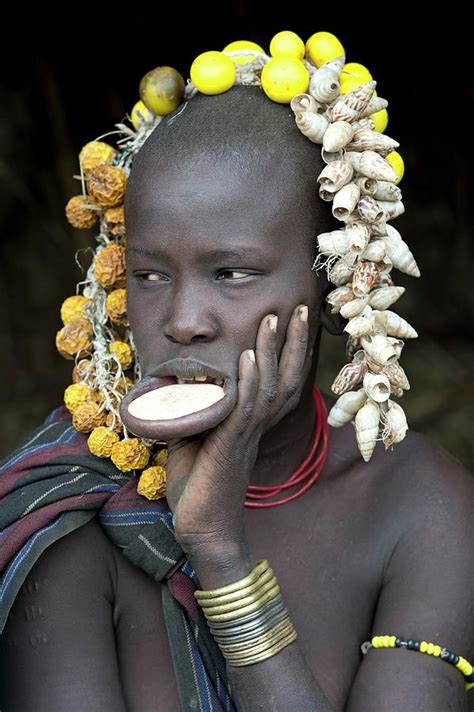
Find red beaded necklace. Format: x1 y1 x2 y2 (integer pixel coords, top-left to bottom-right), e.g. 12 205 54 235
244 385 330 508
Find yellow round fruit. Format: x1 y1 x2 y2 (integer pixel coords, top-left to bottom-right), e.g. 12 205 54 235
222 40 265 65
261 57 309 103
385 151 404 185
305 31 345 67
130 100 155 129
269 30 305 59
371 108 388 133
190 51 236 95
139 66 185 117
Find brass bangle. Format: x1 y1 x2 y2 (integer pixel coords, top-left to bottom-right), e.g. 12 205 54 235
194 559 269 599
200 575 277 616
196 567 275 607
218 617 293 653
201 582 281 622
225 629 298 666
210 607 289 644
208 593 284 630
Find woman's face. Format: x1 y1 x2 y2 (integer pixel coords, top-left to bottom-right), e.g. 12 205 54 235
124 152 325 387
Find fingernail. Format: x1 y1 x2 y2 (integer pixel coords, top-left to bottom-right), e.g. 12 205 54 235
268 315 278 332
247 349 255 362
298 305 308 322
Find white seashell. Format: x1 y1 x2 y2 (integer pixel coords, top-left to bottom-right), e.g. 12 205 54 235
327 388 367 427
332 183 361 220
323 121 354 152
374 255 394 277
317 160 354 192
326 285 354 313
295 110 330 143
373 310 418 338
382 230 421 277
368 286 405 310
381 361 410 390
381 400 408 449
370 216 388 237
317 229 350 255
355 399 380 462
290 93 324 115
321 147 344 164
377 200 405 220
352 260 379 297
386 337 405 359
361 333 398 366
351 117 376 132
357 196 384 223
344 312 376 338
347 128 399 154
340 295 369 319
344 151 398 182
346 335 362 360
373 181 402 202
329 81 377 123
359 239 386 262
309 64 341 104
345 222 371 253
357 96 389 118
390 386 404 398
319 187 336 202
363 372 391 403
328 258 354 285
353 175 377 195
331 361 368 395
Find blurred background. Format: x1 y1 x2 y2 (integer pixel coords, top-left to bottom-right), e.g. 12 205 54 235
1 6 472 470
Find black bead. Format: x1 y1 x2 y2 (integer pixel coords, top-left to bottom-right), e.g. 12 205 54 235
395 638 402 647
466 672 474 683
407 639 417 649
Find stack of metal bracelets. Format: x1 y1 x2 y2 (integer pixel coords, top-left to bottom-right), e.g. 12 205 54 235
193 559 297 666
361 635 474 691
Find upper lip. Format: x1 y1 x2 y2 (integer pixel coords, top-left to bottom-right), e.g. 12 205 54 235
149 359 228 382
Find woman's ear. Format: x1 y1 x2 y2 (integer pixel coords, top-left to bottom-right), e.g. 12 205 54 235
315 266 347 336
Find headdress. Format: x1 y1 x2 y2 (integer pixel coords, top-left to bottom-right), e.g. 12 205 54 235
61 30 420 495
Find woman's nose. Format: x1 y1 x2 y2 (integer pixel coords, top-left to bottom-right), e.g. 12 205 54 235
162 298 217 345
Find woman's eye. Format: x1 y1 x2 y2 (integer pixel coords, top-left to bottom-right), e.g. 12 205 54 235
136 273 165 282
216 270 250 281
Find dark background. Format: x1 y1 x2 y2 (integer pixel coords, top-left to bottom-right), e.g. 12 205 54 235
1 6 473 469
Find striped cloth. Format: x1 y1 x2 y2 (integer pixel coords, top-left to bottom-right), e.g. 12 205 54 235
0 404 237 711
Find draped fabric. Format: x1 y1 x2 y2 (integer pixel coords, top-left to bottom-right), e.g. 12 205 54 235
0 405 237 711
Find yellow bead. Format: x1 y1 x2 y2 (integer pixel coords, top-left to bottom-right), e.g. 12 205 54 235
64 383 91 413
372 636 380 647
427 643 434 654
139 66 185 117
383 635 390 646
385 151 404 185
389 636 396 646
305 31 345 67
130 100 154 130
222 40 265 65
270 30 305 59
433 645 441 656
371 108 388 133
261 57 309 104
342 62 373 83
420 641 428 652
190 51 236 95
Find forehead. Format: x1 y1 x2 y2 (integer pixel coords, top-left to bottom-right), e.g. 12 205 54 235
124 155 311 257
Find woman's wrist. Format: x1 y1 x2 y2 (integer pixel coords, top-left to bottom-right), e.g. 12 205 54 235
183 537 257 589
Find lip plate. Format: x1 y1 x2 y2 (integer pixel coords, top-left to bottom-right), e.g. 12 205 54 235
119 374 237 441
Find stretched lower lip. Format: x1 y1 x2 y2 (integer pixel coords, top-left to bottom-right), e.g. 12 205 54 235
118 374 237 441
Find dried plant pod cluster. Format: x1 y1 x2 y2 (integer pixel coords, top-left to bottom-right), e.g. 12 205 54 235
59 31 419 492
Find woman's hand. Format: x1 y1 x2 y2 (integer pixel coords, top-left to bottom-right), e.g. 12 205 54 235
164 303 310 554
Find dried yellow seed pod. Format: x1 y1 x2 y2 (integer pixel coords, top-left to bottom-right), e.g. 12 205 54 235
109 341 133 370
55 317 93 360
105 410 123 435
79 141 118 174
104 205 125 237
110 438 151 472
93 243 126 290
106 288 129 326
72 401 107 433
153 448 169 467
64 383 91 413
86 165 127 208
65 195 99 229
137 466 167 500
60 295 92 325
72 358 93 383
87 425 120 457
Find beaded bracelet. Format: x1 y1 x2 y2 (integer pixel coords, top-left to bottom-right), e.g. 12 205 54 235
361 634 474 691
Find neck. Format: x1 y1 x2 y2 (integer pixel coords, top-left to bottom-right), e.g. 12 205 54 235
248 334 321 488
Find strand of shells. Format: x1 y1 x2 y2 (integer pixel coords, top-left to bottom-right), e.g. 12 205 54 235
291 57 420 462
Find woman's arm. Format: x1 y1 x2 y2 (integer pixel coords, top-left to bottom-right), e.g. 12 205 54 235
0 519 127 712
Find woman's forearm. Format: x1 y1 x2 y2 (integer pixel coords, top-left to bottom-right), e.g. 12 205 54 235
184 541 336 712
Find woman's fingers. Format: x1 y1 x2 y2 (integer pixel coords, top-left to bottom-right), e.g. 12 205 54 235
276 304 309 401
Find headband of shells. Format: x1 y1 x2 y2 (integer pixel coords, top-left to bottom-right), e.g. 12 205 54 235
60 30 420 500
